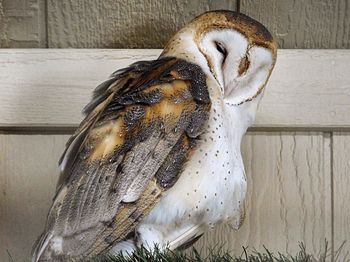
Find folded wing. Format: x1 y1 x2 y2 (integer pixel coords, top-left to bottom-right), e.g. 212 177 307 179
32 57 211 261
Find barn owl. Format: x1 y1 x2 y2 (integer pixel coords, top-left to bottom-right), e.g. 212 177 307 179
32 10 276 261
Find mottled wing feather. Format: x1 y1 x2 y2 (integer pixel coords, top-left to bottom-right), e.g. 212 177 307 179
33 57 210 261
57 57 178 190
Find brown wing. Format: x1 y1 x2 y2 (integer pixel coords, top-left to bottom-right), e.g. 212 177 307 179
33 57 211 261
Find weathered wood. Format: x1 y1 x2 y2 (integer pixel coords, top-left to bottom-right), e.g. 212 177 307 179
0 0 8 47
47 0 237 48
1 1 349 49
333 132 350 261
0 134 69 261
0 49 349 128
194 132 332 257
0 0 47 47
241 0 350 49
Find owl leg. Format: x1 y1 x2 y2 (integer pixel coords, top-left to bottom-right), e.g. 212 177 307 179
109 239 136 256
109 224 165 257
136 223 206 251
136 224 166 250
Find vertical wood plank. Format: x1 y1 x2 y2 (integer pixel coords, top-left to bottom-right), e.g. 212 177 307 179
0 0 9 47
194 132 332 257
0 0 47 47
241 0 350 48
333 132 350 261
47 0 237 48
0 135 69 261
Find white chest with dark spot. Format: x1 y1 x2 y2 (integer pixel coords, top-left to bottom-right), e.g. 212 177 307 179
141 99 249 246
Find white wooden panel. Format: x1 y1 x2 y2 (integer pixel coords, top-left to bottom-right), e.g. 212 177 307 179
0 135 69 261
0 49 160 128
194 132 332 257
0 49 349 128
333 132 350 261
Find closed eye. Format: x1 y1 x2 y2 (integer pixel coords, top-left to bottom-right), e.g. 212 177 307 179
214 41 227 63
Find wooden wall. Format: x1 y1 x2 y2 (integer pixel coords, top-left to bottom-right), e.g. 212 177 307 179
0 1 349 261
0 0 349 48
1 49 349 261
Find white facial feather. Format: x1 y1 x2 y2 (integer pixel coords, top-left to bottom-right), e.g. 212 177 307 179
200 30 248 91
163 28 275 107
224 46 274 105
199 29 275 106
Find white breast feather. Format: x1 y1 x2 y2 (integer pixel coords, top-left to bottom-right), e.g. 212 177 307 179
138 93 257 249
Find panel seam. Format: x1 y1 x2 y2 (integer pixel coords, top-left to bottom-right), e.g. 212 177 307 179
330 131 334 262
236 0 241 13
45 0 49 48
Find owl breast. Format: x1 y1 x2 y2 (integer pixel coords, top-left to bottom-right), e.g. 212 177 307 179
140 99 247 246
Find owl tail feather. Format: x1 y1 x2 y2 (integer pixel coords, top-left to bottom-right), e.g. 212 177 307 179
109 239 136 256
168 224 205 250
31 231 53 262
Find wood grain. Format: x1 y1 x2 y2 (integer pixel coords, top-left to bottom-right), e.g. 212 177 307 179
241 0 350 49
0 49 349 128
47 0 237 48
0 134 69 261
333 132 350 261
0 0 47 47
194 132 332 257
1 1 349 49
0 0 7 47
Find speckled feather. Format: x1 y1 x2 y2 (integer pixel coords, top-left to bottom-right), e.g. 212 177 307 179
32 57 211 261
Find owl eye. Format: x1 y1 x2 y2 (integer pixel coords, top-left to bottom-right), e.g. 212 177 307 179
215 41 227 61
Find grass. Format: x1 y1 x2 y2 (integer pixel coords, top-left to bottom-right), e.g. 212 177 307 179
86 241 346 262
7 241 345 262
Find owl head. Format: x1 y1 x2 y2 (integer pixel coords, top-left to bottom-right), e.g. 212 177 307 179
161 10 277 114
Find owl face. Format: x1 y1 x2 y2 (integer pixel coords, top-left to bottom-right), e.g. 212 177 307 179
162 10 277 107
